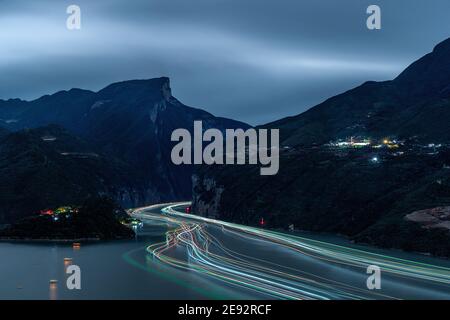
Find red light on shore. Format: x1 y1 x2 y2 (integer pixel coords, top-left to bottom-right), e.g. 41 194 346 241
185 206 191 214
260 217 265 226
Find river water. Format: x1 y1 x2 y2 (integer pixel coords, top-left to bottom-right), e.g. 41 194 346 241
0 208 449 300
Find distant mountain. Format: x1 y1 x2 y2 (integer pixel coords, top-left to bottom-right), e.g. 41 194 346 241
192 38 450 257
0 77 249 220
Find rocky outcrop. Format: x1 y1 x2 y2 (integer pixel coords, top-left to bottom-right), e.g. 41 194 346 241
405 207 450 230
192 174 224 219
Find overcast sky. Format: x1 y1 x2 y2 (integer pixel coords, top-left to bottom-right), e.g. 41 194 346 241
1 0 449 125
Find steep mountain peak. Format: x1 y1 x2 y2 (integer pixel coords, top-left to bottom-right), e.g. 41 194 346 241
101 76 170 89
97 77 172 101
394 37 450 98
432 37 450 53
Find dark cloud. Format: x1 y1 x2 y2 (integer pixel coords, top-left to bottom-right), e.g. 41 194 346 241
1 0 449 125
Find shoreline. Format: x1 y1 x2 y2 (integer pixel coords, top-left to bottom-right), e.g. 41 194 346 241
0 237 102 243
269 227 450 263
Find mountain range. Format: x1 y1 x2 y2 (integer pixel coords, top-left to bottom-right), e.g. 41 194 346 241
192 37 450 257
2 37 450 256
0 77 248 223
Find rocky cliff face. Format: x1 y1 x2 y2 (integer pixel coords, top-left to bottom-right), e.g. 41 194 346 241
192 174 224 219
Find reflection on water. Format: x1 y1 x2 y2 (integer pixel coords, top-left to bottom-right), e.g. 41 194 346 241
0 222 252 300
0 218 449 300
64 258 72 272
49 280 58 300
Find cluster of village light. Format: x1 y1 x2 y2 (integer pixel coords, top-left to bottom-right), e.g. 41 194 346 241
119 216 143 228
40 206 79 221
325 136 447 164
39 204 143 228
328 137 400 149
